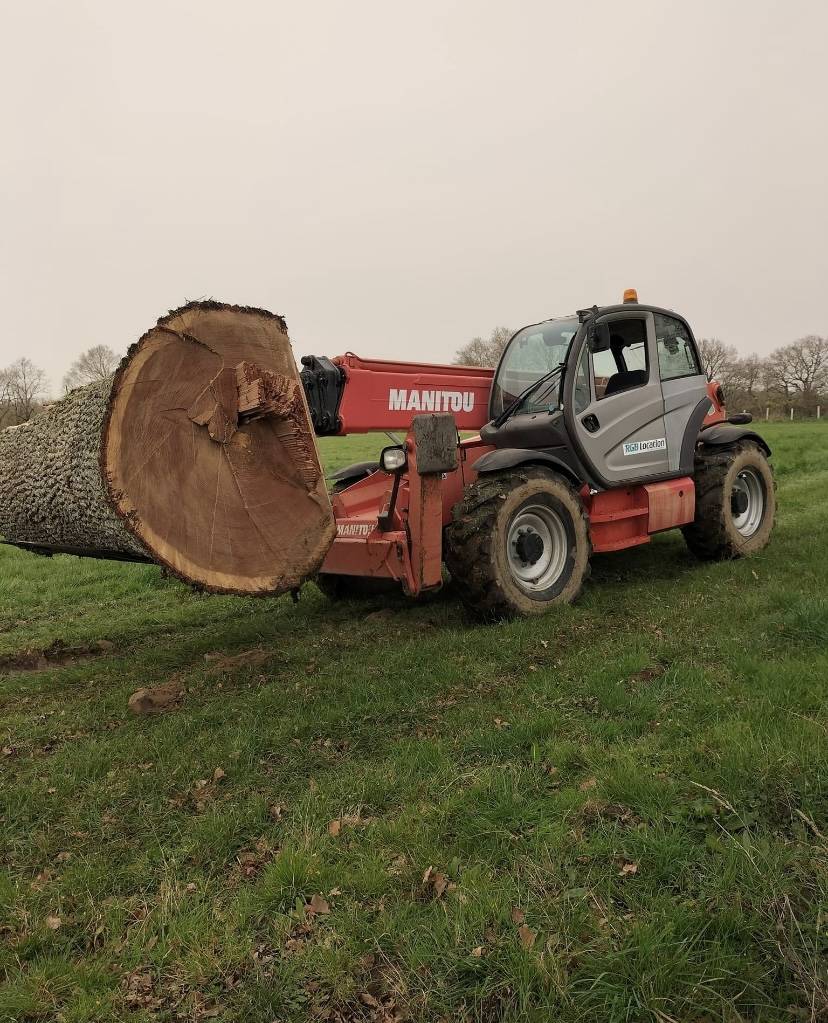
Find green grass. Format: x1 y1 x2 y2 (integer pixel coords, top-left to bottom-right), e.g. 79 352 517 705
1 423 827 1022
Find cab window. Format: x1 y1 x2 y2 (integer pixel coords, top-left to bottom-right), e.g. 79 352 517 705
593 317 649 400
655 313 701 380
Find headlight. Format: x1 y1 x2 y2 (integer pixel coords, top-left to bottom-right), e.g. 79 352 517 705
380 445 407 473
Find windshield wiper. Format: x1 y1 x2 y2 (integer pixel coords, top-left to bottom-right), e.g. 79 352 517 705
492 363 565 428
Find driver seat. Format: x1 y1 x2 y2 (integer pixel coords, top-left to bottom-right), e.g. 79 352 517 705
604 369 648 397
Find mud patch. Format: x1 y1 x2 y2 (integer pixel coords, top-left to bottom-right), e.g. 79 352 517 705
0 638 115 674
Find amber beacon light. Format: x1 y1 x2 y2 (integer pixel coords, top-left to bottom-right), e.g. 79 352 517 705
623 288 638 304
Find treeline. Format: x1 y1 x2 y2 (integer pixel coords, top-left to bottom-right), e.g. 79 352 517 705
698 336 827 418
3 332 827 429
0 346 120 428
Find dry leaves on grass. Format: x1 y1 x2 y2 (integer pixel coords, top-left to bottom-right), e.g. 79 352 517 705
328 813 376 837
579 776 598 792
518 924 537 949
421 866 454 900
45 915 62 930
235 838 276 879
305 893 331 916
619 861 639 877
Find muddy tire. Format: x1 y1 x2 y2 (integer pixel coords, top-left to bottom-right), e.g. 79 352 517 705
444 467 591 618
682 441 776 560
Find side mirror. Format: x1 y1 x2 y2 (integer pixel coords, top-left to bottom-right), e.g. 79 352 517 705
588 322 611 353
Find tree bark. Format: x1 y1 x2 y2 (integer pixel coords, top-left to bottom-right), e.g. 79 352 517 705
0 302 335 595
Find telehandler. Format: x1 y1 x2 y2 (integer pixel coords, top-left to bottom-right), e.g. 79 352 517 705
302 289 775 617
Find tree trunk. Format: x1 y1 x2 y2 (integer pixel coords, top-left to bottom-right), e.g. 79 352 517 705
0 302 335 595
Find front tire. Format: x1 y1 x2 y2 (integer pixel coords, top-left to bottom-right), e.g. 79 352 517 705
682 441 776 560
444 467 591 618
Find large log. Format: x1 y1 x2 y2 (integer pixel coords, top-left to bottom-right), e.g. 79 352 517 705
0 301 336 595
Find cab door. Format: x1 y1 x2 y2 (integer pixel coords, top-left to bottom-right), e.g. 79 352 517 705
652 312 710 473
570 310 670 484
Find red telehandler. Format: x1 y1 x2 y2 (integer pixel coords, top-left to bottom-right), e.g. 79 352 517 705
300 290 775 617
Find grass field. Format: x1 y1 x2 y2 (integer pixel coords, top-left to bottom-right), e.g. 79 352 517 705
1 423 827 1022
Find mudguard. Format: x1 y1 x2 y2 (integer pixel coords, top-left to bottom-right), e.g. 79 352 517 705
472 447 582 485
698 423 771 457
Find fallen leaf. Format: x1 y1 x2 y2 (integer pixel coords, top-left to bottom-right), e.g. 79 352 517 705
55 851 71 863
359 992 380 1008
212 767 226 783
432 872 449 898
518 924 537 949
619 862 639 876
268 803 284 821
328 819 342 837
579 777 597 792
510 906 525 925
46 915 62 930
306 894 330 916
471 945 484 958
185 882 197 892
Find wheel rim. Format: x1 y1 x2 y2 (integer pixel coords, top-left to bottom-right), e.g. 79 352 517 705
506 503 569 593
731 467 765 537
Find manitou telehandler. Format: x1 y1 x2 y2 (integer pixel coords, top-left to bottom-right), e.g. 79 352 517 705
301 289 775 617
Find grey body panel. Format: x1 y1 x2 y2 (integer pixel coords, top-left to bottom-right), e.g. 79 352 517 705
572 311 670 483
679 397 715 473
662 376 710 471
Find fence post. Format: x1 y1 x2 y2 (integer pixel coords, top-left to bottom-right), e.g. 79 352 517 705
790 408 794 421
818 405 821 420
765 407 769 421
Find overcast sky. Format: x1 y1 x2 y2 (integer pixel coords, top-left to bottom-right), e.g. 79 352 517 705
1 0 826 392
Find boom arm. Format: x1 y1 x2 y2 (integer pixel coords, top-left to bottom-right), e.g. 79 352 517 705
301 353 494 435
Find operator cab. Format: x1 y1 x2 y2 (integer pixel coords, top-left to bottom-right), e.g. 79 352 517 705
483 291 711 488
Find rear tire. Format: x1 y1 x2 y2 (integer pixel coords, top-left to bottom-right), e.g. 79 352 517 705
444 467 591 618
682 441 776 560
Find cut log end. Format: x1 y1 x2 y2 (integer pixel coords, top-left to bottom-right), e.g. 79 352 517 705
1 301 335 597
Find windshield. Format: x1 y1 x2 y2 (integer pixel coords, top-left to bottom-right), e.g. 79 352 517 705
490 317 579 417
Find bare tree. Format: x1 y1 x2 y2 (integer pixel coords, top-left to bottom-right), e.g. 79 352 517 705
766 336 828 409
697 337 738 381
453 326 513 367
0 358 48 425
725 353 764 409
63 345 121 392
